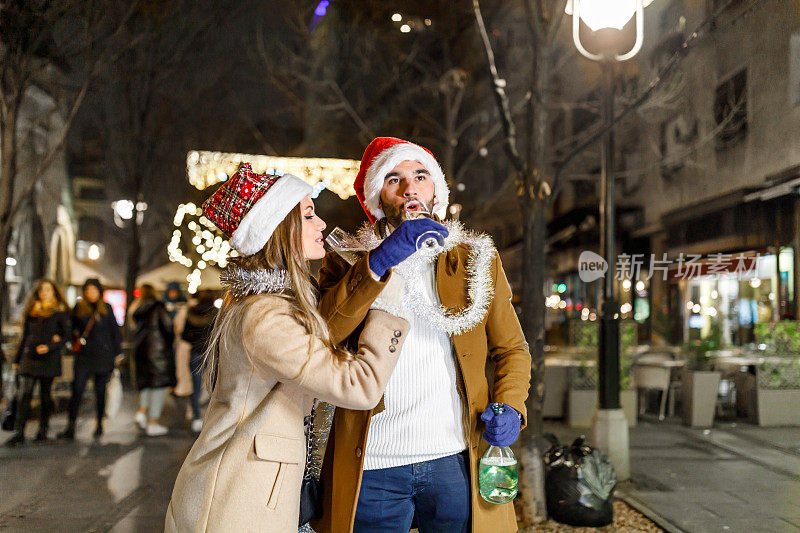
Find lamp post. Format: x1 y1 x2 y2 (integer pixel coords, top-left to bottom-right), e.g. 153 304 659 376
112 198 148 326
567 0 650 481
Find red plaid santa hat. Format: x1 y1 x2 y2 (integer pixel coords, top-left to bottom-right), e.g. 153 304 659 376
354 137 449 222
202 163 312 256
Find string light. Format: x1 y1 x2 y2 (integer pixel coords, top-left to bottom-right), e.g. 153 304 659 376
186 151 359 200
168 202 239 293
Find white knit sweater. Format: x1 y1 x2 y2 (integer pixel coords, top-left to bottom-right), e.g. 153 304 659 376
363 262 467 470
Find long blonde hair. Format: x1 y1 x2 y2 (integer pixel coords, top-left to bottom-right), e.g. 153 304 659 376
203 203 343 389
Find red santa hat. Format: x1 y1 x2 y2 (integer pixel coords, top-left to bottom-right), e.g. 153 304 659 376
354 137 449 222
202 163 312 256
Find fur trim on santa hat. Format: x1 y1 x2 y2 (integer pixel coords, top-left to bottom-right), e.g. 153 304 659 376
361 141 449 221
230 174 312 256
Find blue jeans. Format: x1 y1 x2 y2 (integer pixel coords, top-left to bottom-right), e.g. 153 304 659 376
354 452 470 533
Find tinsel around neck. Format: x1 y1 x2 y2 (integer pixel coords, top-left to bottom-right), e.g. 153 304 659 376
362 219 497 336
219 267 292 297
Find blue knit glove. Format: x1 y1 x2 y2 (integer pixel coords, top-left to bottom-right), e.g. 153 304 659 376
480 403 521 447
368 218 449 277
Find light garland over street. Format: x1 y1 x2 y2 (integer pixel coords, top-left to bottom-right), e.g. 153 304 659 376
186 150 359 199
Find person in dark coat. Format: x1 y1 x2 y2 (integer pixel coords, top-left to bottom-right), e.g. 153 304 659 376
6 280 71 447
163 281 187 320
131 284 176 437
58 278 122 440
179 290 217 432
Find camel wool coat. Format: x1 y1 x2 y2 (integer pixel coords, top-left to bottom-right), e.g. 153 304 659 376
312 246 532 533
165 289 409 533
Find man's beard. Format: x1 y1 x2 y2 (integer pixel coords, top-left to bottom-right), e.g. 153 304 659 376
381 197 436 229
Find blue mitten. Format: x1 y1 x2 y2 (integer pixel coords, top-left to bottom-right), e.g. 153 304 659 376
368 218 449 277
480 403 521 447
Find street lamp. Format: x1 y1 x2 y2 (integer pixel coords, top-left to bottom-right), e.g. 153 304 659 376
112 199 147 228
567 0 650 482
567 0 653 61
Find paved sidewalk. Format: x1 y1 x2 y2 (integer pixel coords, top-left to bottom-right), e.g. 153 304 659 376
2 390 799 532
0 392 195 532
545 419 800 533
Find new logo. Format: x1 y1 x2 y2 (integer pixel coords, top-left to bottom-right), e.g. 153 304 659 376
578 251 608 282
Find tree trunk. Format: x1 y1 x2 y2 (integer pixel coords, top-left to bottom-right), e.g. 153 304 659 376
516 195 549 525
0 100 20 325
29 191 47 281
521 199 547 433
515 40 553 526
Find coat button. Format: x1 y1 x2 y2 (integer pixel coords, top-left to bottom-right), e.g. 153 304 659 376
355 447 362 458
389 346 396 353
391 338 398 345
394 330 402 337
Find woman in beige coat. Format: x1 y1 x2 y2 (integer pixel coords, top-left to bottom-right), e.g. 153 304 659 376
165 163 446 532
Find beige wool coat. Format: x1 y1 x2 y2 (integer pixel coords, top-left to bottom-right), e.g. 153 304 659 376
165 284 409 532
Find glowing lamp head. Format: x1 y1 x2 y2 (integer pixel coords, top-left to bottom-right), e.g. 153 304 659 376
113 200 134 220
87 244 101 261
566 0 654 31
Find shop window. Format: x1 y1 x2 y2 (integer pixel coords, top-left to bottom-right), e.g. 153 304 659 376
78 216 104 243
573 179 597 206
714 69 748 150
710 0 743 13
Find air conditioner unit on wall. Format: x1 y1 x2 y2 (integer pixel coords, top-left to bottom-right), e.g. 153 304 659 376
661 114 698 179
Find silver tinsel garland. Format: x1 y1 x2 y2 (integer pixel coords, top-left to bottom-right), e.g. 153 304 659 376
354 220 497 335
219 266 292 297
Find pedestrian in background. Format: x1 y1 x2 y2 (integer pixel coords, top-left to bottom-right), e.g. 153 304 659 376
130 284 176 437
169 282 194 400
6 280 70 447
59 278 122 440
179 289 217 433
163 281 188 321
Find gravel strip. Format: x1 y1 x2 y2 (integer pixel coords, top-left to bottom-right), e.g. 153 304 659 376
519 500 664 532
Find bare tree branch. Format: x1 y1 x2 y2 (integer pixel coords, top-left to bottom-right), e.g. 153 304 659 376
326 79 376 140
472 0 525 174
4 1 142 231
546 0 568 45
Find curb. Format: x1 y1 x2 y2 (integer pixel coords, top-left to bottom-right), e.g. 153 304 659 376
616 489 687 533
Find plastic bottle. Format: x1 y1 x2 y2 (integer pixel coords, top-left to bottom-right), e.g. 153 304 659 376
478 403 519 504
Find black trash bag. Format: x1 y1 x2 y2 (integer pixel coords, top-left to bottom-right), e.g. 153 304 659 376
543 433 616 527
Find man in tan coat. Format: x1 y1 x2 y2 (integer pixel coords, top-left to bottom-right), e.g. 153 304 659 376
315 137 532 532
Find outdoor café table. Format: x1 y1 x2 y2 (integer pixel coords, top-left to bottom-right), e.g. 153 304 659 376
632 357 685 419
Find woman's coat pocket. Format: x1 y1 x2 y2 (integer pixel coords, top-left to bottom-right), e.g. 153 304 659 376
254 434 304 510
